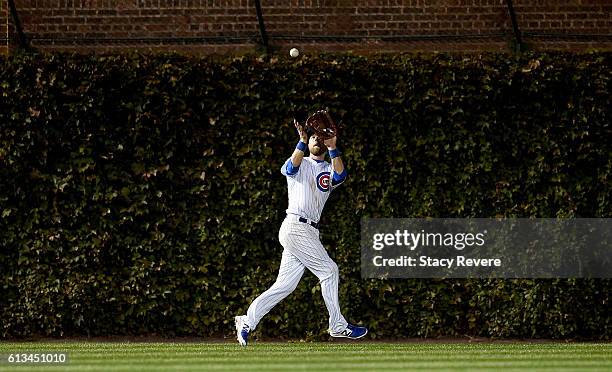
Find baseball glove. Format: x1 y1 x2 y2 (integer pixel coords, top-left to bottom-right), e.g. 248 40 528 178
305 110 338 140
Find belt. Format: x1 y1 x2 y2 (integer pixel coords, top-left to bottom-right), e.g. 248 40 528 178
298 217 319 229
286 214 319 229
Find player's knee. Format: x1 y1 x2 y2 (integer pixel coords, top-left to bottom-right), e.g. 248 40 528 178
272 279 299 294
324 261 339 279
285 279 300 293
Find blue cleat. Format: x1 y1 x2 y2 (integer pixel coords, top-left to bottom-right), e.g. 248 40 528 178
234 315 250 346
330 324 368 339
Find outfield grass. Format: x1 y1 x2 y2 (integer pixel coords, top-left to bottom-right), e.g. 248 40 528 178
0 341 610 371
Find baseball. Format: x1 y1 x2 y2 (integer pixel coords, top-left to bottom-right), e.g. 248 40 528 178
289 48 299 58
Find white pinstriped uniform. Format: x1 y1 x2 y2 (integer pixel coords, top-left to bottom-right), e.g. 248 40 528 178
245 156 348 334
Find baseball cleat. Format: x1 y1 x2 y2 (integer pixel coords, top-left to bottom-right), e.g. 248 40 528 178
234 315 250 346
330 324 368 339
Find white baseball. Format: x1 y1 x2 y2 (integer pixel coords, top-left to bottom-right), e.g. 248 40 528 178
289 48 299 58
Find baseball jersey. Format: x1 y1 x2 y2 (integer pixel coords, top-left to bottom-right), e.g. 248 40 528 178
281 157 346 223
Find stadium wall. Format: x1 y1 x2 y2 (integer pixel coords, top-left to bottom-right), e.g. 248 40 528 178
2 0 7 54
2 0 612 54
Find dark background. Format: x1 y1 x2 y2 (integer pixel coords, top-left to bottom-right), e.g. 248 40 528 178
0 51 610 340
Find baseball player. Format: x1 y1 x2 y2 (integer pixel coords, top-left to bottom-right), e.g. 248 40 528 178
234 118 368 346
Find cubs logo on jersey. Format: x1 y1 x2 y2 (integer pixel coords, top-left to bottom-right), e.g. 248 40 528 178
316 171 331 192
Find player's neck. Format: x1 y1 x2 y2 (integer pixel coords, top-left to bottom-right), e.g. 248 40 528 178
309 154 326 162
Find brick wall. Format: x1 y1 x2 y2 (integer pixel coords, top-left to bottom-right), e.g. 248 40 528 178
3 0 611 54
515 1 609 34
2 0 7 54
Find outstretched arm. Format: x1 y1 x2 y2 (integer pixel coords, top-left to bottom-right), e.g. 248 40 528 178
284 120 308 176
324 136 347 186
291 120 308 168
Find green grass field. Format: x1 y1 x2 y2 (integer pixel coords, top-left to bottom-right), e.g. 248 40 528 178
0 342 610 371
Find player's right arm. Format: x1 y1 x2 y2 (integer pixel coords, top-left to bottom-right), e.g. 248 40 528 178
282 120 308 177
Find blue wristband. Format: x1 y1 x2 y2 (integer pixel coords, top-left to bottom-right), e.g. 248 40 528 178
329 148 340 159
296 141 307 152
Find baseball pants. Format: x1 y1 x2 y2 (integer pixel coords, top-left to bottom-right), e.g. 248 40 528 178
245 217 349 334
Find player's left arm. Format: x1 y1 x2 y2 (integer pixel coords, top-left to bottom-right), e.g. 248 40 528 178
282 120 308 178
324 136 347 187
